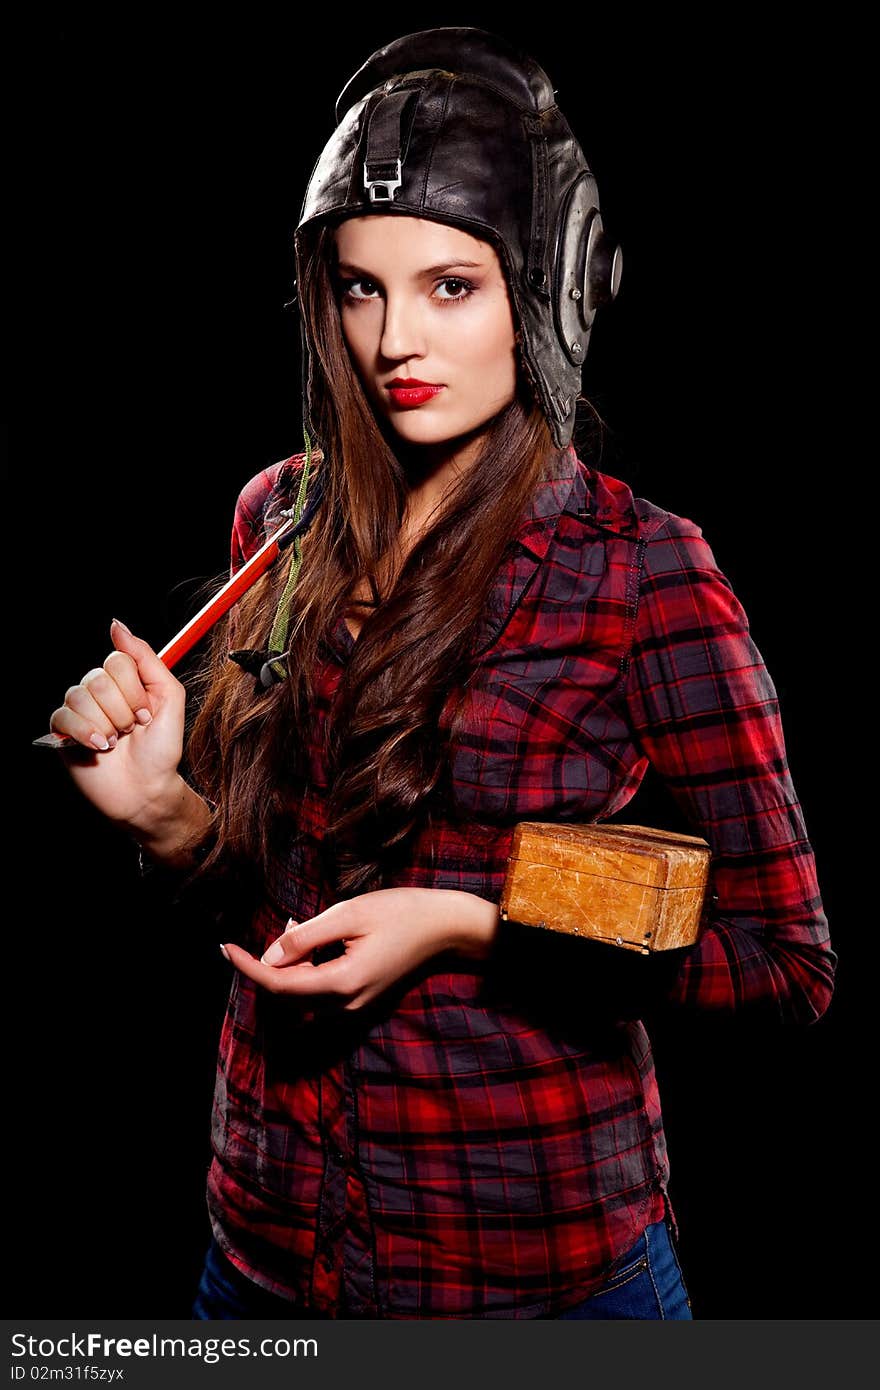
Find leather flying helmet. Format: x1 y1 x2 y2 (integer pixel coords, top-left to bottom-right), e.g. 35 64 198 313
290 26 623 449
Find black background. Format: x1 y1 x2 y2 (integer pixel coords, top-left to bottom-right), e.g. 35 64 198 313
14 10 860 1318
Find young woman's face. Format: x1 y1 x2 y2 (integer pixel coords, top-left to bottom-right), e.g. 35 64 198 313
332 215 518 453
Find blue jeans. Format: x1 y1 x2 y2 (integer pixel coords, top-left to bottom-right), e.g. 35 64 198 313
193 1217 692 1320
554 1217 692 1319
192 1239 331 1319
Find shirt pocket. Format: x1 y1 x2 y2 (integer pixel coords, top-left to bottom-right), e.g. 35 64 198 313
445 649 633 823
442 531 636 823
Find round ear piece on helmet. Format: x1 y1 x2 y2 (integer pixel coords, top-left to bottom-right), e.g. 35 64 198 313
553 174 623 365
585 221 623 310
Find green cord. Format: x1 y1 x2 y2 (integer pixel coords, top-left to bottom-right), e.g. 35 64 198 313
264 427 314 681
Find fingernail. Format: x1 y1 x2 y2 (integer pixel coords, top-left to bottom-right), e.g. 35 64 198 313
261 940 285 966
219 944 230 961
107 734 118 749
90 732 110 751
111 617 132 634
135 708 152 725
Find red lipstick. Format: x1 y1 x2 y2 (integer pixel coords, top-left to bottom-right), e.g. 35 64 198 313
386 378 445 408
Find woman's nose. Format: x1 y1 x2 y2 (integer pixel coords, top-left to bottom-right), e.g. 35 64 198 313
380 294 426 360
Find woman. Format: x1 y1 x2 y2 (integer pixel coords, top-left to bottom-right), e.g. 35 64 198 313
46 28 835 1320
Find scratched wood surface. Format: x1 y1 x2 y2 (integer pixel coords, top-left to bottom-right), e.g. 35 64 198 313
499 822 711 954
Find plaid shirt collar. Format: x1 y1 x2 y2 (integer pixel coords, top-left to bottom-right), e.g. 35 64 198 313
511 444 641 560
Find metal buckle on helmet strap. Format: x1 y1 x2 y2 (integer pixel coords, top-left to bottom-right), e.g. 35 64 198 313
363 158 401 202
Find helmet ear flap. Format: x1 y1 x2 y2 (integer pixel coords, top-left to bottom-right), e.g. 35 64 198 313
513 325 542 409
553 174 623 366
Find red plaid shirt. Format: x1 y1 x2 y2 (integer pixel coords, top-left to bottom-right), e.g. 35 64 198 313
202 444 835 1318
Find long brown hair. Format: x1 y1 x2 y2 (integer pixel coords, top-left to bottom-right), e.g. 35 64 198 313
183 219 591 904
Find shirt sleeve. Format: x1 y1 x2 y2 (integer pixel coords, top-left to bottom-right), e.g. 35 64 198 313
226 459 294 658
136 463 286 889
620 514 836 1024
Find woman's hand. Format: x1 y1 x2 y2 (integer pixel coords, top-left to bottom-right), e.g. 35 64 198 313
222 887 500 1013
47 618 187 828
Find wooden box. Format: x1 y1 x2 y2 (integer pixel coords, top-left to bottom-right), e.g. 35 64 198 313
499 822 711 954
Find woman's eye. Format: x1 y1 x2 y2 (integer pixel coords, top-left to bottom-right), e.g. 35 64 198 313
435 278 474 303
341 277 379 302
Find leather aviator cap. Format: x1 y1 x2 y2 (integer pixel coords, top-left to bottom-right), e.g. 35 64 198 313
291 26 622 449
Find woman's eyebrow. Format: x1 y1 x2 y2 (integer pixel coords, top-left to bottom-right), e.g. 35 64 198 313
335 259 484 278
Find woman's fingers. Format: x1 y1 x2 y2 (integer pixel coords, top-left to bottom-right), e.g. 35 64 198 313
222 941 351 998
260 908 354 967
102 649 154 723
108 618 181 699
48 700 118 752
80 666 142 734
50 682 124 751
47 621 184 753
49 668 143 752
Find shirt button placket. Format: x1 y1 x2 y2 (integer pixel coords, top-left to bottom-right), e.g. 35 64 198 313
312 1060 349 1311
340 1058 379 1317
